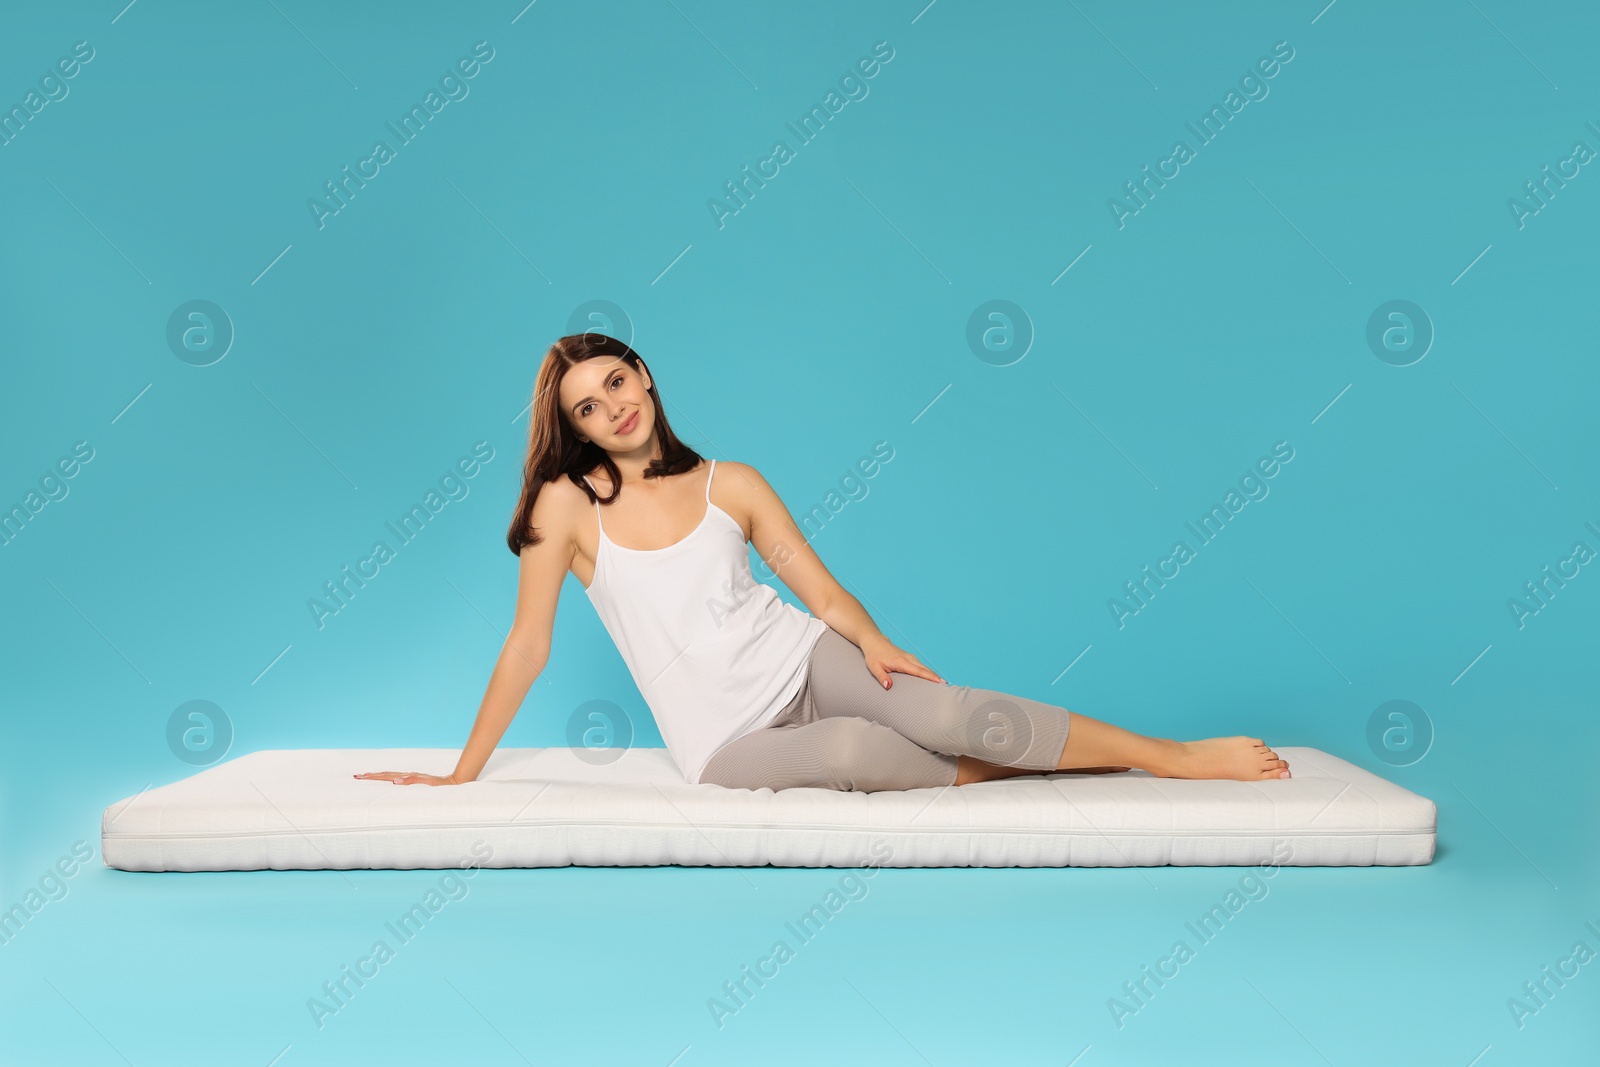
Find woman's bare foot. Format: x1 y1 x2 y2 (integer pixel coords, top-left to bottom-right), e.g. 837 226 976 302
1151 737 1290 781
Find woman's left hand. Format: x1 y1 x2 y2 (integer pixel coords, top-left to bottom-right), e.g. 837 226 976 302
861 635 945 690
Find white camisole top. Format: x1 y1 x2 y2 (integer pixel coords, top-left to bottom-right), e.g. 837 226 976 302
581 459 827 784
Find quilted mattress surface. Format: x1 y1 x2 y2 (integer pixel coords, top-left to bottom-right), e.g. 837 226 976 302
100 746 1437 871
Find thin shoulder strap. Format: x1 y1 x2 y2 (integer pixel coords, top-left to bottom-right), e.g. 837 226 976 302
705 459 716 502
581 473 605 535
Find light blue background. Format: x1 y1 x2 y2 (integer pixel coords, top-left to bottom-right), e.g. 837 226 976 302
3 0 1597 1063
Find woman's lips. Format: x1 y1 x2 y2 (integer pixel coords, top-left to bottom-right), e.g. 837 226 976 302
617 411 639 434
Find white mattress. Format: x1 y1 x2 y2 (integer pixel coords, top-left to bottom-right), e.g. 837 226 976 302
100 746 1437 871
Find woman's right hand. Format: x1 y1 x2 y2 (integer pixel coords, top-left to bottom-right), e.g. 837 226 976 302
353 771 466 786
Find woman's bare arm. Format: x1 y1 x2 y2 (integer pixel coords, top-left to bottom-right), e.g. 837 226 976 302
733 462 880 649
735 461 943 688
357 480 576 786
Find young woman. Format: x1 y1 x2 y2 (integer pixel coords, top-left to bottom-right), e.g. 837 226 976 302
357 333 1291 791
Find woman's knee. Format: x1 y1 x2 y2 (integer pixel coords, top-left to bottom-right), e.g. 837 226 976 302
939 689 1051 766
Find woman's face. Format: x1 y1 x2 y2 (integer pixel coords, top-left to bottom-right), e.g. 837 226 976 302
561 357 655 450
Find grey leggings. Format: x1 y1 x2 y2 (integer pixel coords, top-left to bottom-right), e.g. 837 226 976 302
698 626 1073 792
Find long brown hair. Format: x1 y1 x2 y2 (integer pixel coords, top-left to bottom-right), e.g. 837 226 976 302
505 332 703 555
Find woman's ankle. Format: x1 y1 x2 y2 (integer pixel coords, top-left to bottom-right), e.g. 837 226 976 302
1138 738 1190 777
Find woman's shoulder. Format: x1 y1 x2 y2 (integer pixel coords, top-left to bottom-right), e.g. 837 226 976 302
534 473 593 527
508 474 588 555
712 459 773 489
